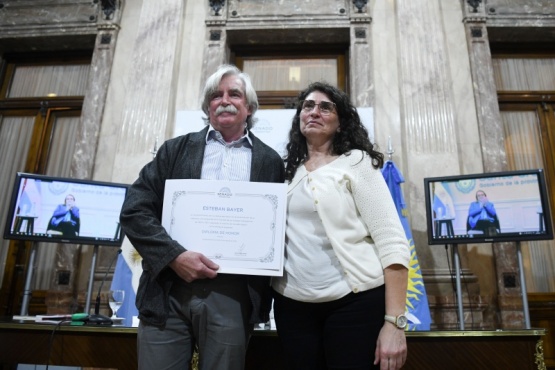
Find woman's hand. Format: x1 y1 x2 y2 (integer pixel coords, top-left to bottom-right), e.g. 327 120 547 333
374 323 407 370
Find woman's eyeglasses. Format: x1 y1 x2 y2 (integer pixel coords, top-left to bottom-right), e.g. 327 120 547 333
300 100 336 115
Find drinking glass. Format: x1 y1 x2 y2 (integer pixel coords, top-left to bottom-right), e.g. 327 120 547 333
109 289 125 319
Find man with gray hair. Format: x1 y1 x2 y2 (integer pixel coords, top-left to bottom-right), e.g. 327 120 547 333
120 64 285 370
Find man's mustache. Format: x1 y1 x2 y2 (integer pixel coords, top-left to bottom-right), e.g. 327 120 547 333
215 105 238 115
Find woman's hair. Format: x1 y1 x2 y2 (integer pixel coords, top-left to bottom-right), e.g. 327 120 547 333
284 81 384 182
64 194 75 205
200 64 259 129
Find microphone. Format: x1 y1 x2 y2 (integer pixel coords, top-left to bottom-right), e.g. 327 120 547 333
86 248 122 326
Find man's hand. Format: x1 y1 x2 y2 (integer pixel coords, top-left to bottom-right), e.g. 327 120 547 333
169 251 219 282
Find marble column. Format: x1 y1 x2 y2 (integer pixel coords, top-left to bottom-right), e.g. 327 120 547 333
72 2 124 180
462 8 506 172
349 10 373 107
112 0 186 182
202 18 228 85
462 0 522 329
393 0 485 329
47 2 126 312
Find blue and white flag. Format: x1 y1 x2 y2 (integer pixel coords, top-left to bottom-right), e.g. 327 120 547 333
110 240 140 326
18 178 42 216
382 160 431 330
433 182 455 219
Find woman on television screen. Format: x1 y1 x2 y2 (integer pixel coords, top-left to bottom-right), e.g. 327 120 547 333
467 190 500 236
47 194 80 236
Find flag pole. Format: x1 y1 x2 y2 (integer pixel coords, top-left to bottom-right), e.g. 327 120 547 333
386 136 394 161
381 137 432 330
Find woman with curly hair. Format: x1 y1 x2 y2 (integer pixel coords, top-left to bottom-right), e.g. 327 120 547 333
271 82 410 370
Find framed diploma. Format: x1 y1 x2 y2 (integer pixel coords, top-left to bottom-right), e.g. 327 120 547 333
162 179 287 276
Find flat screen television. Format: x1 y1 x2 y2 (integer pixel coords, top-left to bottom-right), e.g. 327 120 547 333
3 173 129 247
424 169 553 245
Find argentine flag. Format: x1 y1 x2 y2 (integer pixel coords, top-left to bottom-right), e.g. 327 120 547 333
110 240 140 326
17 178 42 217
433 182 455 219
382 160 432 330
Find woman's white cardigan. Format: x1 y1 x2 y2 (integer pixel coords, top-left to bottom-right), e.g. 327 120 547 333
287 150 410 293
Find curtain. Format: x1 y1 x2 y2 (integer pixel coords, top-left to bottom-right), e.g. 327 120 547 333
33 115 80 290
8 65 90 98
500 111 555 292
0 116 35 284
243 59 338 90
492 58 555 91
494 56 555 292
1 61 89 290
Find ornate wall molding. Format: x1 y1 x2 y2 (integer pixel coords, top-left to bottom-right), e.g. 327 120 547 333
460 0 555 46
0 0 124 52
209 0 225 16
484 0 555 17
467 0 482 13
223 0 350 29
352 0 368 14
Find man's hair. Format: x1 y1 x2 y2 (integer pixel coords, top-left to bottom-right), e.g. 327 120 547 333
201 64 259 129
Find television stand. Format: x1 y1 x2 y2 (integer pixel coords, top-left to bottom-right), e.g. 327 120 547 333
450 244 465 330
19 242 38 316
450 241 531 330
84 244 101 314
17 242 112 316
516 241 531 328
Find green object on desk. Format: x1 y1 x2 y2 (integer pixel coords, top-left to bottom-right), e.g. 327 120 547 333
71 312 89 322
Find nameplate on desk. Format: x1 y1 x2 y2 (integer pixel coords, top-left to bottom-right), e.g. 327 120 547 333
13 314 72 324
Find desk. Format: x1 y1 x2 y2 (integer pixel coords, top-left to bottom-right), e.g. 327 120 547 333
434 218 454 237
0 321 137 370
248 329 548 370
13 216 37 234
0 321 547 370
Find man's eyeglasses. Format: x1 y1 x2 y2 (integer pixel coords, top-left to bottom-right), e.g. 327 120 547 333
300 100 336 115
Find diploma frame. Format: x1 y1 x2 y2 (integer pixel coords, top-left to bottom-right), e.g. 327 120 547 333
162 179 287 276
